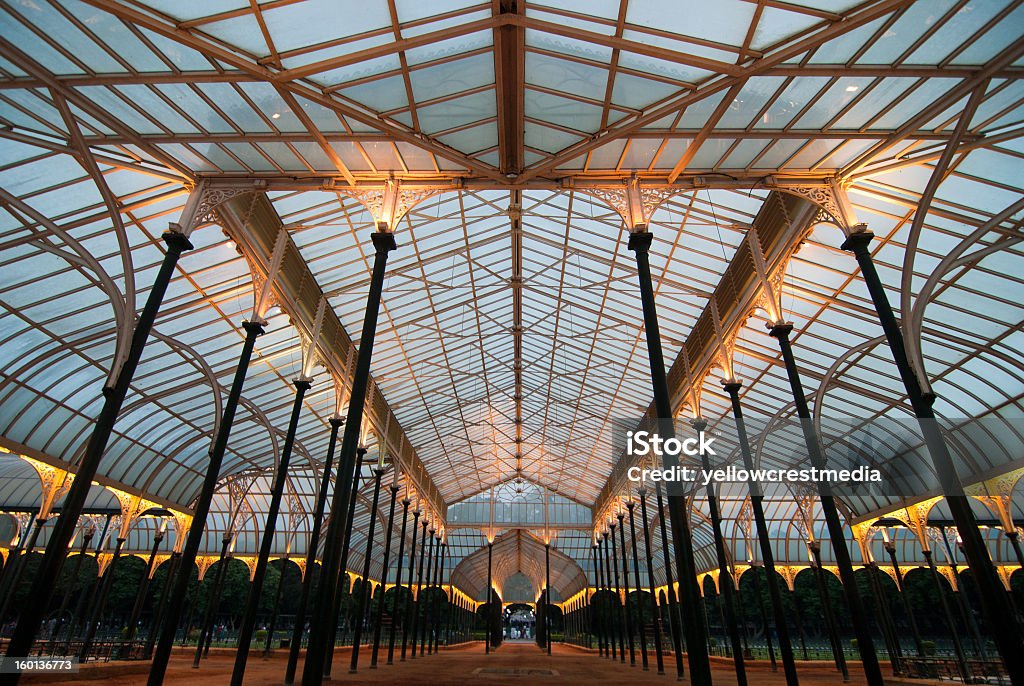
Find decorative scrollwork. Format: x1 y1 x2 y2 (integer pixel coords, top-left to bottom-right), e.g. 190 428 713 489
776 184 844 227
582 187 630 225
193 187 256 229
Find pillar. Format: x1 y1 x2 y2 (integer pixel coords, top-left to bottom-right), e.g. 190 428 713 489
721 384 798 684
302 230 397 685
195 534 231 667
349 467 384 673
6 231 193 670
628 229 710 685
769 322 882 685
284 416 342 685
125 525 165 643
638 493 665 674
626 504 649 669
400 509 420 661
485 539 493 654
149 318 264 685
371 483 400 667
386 498 411 665
695 413 747 684
843 231 1023 681
231 378 311 686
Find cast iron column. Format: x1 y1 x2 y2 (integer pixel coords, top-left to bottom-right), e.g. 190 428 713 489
144 550 179 659
125 527 165 643
638 493 664 673
284 415 341 685
485 539 493 654
371 483 399 667
386 498 411 664
655 483 685 679
924 549 969 681
302 231 397 686
400 510 420 660
592 544 607 658
262 557 290 657
694 413 747 686
418 531 436 657
603 533 620 661
195 534 231 666
80 535 125 659
324 446 365 675
722 383 799 685
883 540 925 657
843 231 1023 681
0 517 43 624
433 541 447 653
231 378 311 686
149 317 264 684
545 542 552 656
769 322 883 685
427 534 440 655
409 519 429 660
349 467 384 672
5 230 192 673
626 504 649 669
628 230 710 685
808 542 848 680
609 522 628 664
47 528 94 652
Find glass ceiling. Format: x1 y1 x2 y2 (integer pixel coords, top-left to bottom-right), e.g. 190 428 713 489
0 0 1022 597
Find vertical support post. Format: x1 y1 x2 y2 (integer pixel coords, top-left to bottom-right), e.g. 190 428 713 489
79 536 125 659
609 522 628 664
0 517 44 624
485 540 493 654
603 533 620 661
626 504 649 669
433 540 446 653
924 549 969 681
809 543 848 680
882 539 926 658
324 447 365 674
769 322 883 685
843 231 1023 682
721 385 798 684
263 557 290 657
638 493 665 674
195 534 231 667
545 542 551 656
230 378 311 686
149 318 264 685
144 551 179 660
592 544 607 659
409 519 429 660
628 229 711 685
47 528 94 652
418 531 436 657
302 230 397 685
371 483 400 667
695 413 747 684
400 510 420 661
349 467 384 673
6 229 193 671
655 484 685 679
125 526 165 643
284 416 341 685
386 498 411 665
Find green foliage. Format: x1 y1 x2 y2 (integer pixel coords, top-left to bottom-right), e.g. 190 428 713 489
255 629 268 644
921 640 936 656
